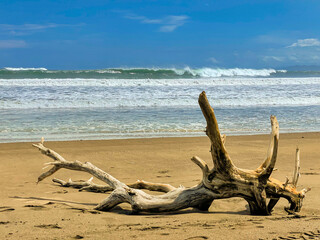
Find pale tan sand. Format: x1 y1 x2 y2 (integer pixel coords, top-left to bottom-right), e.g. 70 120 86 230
0 133 319 239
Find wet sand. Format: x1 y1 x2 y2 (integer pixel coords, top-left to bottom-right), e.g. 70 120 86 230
0 133 319 239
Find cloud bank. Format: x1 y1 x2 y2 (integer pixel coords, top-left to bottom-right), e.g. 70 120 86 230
288 38 320 48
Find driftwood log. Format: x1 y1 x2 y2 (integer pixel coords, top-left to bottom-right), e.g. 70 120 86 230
33 91 310 215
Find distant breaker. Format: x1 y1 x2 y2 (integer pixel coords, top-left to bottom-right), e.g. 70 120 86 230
1 67 286 78
94 67 285 78
4 67 47 71
175 67 284 77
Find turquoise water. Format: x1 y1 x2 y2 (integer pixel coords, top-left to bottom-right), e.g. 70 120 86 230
0 67 319 143
2 67 320 79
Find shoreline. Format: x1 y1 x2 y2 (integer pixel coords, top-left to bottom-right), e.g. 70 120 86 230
1 132 319 239
1 130 320 144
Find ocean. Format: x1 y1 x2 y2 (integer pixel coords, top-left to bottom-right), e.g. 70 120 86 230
0 67 319 143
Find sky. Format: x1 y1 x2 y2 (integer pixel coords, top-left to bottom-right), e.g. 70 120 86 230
1 0 320 69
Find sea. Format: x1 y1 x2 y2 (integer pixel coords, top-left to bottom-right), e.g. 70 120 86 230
0 67 319 143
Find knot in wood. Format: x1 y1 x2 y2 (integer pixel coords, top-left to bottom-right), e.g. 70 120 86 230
127 188 136 196
207 171 216 182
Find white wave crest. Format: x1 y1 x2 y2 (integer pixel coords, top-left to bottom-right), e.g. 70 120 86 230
175 67 284 77
97 70 121 74
4 67 47 71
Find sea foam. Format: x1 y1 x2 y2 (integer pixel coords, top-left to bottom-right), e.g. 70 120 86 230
0 77 319 109
1 67 286 78
0 68 319 142
4 67 47 71
174 67 282 77
0 77 318 87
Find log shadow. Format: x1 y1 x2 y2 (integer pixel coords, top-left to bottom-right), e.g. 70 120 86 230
107 206 250 216
9 196 97 206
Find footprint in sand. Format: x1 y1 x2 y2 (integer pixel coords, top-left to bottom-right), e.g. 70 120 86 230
52 189 69 194
73 235 84 239
0 221 10 225
301 172 320 175
24 204 46 210
0 206 15 212
157 170 171 178
185 236 208 240
278 230 320 239
156 175 171 178
68 207 101 214
34 223 62 229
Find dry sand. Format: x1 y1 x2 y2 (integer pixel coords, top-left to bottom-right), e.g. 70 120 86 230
0 133 319 239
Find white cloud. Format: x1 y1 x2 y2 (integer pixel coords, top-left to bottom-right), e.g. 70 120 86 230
159 16 189 32
287 38 320 48
125 15 162 24
0 23 84 36
263 56 285 62
0 23 59 31
0 40 26 49
125 14 189 32
159 25 178 32
209 57 219 64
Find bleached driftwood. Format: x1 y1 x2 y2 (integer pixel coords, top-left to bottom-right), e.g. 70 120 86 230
52 178 175 193
33 91 309 215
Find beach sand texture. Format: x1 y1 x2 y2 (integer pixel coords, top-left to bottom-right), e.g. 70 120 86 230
1 133 319 239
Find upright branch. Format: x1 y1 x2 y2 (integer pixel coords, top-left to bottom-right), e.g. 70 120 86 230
198 91 234 174
258 116 279 183
256 115 279 174
292 148 300 187
33 91 309 215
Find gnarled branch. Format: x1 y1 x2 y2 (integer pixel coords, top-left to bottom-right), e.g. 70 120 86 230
198 91 235 174
33 91 309 215
53 178 175 193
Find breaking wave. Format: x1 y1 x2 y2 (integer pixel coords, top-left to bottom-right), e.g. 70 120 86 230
4 67 47 71
0 67 286 79
174 67 280 77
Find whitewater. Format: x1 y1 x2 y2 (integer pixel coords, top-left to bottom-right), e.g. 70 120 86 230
0 67 287 79
0 67 319 142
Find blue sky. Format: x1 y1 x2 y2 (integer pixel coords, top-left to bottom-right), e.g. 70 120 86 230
1 0 320 69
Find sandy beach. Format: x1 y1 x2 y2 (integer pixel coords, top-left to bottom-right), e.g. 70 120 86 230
0 133 319 239
2 0 320 239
